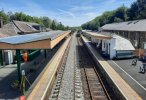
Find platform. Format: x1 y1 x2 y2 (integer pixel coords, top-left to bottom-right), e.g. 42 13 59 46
26 36 71 100
81 35 142 100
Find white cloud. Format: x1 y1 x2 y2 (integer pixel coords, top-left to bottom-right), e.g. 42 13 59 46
70 6 96 12
84 12 99 19
57 9 75 18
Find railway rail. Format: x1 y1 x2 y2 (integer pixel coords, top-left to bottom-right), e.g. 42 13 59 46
77 37 111 100
49 32 84 100
49 34 73 100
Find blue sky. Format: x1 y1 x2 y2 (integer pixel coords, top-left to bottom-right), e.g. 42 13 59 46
0 0 136 26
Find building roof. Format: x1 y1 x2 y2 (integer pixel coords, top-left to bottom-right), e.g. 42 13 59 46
83 31 135 51
102 19 146 32
113 35 135 50
0 22 18 36
0 20 43 36
0 30 71 49
12 20 40 33
0 30 67 44
83 31 112 40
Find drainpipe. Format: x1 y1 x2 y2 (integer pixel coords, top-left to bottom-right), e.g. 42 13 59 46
0 50 3 66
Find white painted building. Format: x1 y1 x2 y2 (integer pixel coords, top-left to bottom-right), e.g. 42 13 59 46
83 31 135 59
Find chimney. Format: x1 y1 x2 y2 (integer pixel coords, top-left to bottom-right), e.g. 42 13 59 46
0 16 3 28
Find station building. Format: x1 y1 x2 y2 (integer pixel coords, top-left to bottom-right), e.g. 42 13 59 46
82 31 135 59
101 19 146 56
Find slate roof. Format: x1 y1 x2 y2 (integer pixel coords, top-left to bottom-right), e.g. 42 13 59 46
12 20 40 33
102 19 146 32
0 22 18 36
0 20 43 36
0 30 67 44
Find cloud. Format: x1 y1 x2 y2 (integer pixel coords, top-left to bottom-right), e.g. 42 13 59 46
84 12 98 19
70 6 96 12
57 9 75 18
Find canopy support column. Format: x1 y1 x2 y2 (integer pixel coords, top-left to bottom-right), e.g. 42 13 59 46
16 49 21 83
44 49 47 58
0 50 3 66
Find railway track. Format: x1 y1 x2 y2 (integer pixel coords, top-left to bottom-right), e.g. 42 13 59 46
77 37 111 100
49 35 73 100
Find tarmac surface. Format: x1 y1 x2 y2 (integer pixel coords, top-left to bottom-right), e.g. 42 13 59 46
107 59 146 99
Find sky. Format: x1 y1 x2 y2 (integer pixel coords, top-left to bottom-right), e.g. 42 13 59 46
0 0 136 27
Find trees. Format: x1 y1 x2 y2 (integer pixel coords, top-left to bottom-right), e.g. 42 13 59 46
114 6 128 21
127 2 139 20
0 10 68 30
57 22 65 30
82 0 146 31
41 17 51 28
0 10 9 24
50 20 57 30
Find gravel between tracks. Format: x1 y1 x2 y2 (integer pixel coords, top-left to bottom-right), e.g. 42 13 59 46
57 32 77 100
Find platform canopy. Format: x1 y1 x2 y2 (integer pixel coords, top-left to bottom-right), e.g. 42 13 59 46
85 31 112 40
0 30 71 49
113 35 135 50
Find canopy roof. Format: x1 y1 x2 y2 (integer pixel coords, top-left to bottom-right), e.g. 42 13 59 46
83 31 135 51
113 35 135 50
0 30 71 49
84 31 112 40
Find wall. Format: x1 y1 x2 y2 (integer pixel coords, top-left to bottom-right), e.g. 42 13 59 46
103 30 146 50
109 38 116 59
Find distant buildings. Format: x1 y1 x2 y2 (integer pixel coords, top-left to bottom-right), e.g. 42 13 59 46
0 19 46 66
101 19 146 49
0 20 46 36
101 19 146 56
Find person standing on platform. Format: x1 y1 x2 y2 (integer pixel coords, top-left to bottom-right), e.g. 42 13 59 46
23 51 28 63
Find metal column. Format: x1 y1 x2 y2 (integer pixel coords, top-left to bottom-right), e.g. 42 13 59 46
0 50 3 66
16 49 21 83
44 49 47 58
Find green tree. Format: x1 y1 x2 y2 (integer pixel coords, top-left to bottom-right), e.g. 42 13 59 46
0 9 9 24
50 20 57 30
114 17 123 22
57 22 64 30
41 17 51 28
